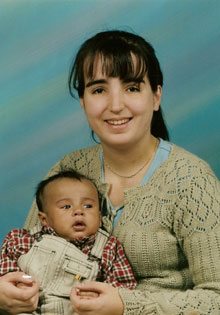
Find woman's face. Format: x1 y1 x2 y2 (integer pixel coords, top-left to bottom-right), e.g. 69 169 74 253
80 57 162 150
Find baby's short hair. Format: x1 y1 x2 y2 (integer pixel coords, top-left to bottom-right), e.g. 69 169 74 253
36 169 98 212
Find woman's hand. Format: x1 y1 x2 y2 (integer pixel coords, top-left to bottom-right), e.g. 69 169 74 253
70 281 124 315
0 272 39 314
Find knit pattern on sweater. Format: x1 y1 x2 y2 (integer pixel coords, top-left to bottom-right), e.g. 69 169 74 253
25 143 220 315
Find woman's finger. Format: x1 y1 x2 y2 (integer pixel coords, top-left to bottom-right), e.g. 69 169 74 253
73 281 109 294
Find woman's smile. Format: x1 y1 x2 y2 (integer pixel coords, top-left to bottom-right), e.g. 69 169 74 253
107 118 130 125
105 118 132 127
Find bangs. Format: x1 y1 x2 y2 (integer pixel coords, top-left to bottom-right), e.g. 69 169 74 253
70 30 163 97
85 50 148 82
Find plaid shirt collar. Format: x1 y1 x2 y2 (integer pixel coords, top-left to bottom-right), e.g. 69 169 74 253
41 225 97 250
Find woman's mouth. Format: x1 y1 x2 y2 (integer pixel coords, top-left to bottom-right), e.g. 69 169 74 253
106 118 131 125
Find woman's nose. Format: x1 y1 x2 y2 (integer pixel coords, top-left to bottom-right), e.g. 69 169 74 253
108 91 124 112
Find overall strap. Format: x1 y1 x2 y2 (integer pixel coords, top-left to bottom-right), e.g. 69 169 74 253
29 225 110 261
29 222 42 235
90 228 110 260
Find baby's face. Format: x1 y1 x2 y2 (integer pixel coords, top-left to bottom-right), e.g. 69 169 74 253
39 177 101 241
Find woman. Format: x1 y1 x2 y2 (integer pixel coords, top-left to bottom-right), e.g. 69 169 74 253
1 30 220 315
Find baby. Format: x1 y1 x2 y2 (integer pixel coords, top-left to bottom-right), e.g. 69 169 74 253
0 170 136 314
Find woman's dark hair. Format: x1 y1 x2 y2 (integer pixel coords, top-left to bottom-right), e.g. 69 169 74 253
68 30 169 140
36 169 99 212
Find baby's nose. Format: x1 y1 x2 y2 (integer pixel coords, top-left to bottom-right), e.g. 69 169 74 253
73 207 84 216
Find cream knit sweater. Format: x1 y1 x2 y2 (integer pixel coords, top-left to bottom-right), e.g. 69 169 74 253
25 143 220 315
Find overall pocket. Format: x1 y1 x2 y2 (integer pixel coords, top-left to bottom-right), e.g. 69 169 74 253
18 244 56 288
53 254 98 296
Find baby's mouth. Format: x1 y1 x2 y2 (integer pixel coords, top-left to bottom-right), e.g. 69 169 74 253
73 221 86 231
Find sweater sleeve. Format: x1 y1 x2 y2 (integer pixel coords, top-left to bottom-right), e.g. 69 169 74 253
101 237 136 290
119 163 220 315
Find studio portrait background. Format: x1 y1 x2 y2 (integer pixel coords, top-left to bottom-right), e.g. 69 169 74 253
1 0 220 244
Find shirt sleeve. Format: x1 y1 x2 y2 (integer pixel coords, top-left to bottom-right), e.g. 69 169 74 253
100 236 136 290
0 229 34 276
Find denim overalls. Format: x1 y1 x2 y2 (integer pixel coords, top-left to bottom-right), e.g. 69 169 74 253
18 227 109 314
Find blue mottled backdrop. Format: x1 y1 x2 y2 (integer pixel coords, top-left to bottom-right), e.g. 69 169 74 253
1 0 220 244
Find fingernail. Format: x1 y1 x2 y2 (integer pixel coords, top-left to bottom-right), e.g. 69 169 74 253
22 275 32 279
79 283 85 287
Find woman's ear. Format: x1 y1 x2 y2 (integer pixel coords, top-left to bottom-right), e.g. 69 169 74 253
153 85 162 111
79 98 85 109
38 211 48 226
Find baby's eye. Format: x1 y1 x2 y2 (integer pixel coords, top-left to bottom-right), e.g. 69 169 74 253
62 205 71 209
84 204 92 209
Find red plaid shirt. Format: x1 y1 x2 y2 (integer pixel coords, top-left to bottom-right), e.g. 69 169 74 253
0 227 136 289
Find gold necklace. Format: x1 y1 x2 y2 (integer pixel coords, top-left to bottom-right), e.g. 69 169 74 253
103 139 159 179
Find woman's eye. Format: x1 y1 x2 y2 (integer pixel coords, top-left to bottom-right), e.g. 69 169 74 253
127 86 140 92
92 88 104 94
62 205 71 209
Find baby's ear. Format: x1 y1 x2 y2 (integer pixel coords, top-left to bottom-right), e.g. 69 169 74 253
38 211 47 226
99 212 102 227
